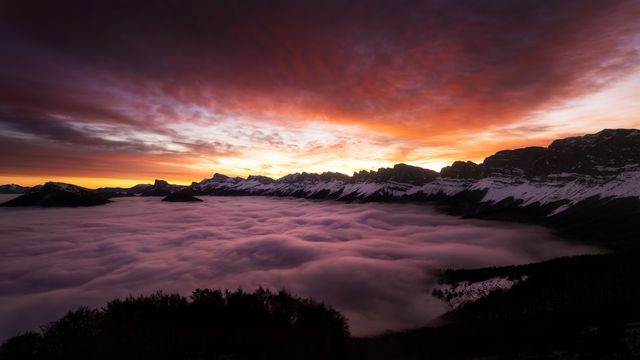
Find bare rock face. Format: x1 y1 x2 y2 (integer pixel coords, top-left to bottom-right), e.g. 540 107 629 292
353 163 438 185
440 161 481 179
246 175 275 184
477 129 640 178
140 179 186 197
480 147 548 177
278 172 349 183
545 129 640 175
211 173 232 182
1 182 111 207
153 179 169 188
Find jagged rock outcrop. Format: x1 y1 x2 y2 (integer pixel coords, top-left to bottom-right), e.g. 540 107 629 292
1 182 111 207
440 161 481 179
353 163 438 185
246 175 275 184
140 179 186 197
480 129 640 177
279 172 350 183
481 147 547 177
545 129 640 175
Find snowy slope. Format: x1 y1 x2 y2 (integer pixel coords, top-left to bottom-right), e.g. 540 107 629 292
191 165 640 217
432 276 527 309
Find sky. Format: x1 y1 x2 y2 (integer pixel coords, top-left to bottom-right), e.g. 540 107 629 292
1 0 640 187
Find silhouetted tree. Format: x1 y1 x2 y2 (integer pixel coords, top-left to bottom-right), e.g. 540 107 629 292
0 288 349 360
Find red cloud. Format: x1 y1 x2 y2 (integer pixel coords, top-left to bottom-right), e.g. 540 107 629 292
0 0 639 183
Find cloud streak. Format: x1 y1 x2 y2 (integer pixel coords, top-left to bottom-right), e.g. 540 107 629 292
0 196 599 339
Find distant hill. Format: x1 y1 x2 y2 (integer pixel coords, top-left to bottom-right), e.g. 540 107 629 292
1 182 110 207
0 184 29 194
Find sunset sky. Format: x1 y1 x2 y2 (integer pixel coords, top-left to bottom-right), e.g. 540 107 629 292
1 0 640 188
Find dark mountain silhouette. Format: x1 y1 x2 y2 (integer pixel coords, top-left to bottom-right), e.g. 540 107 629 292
278 171 350 183
162 189 203 202
1 182 110 207
478 129 640 177
0 184 30 194
96 183 152 197
440 161 481 179
140 179 187 197
353 163 439 185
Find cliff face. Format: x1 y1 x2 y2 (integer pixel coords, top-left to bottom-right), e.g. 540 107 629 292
192 130 640 201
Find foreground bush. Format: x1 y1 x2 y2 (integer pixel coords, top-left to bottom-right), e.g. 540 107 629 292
0 288 349 360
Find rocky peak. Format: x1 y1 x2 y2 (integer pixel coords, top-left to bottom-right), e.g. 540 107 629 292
276 172 349 183
41 182 86 193
246 175 275 184
481 147 547 177
211 173 230 182
440 161 481 179
473 129 640 178
153 179 169 188
141 180 185 196
550 129 640 149
546 129 640 175
353 163 438 185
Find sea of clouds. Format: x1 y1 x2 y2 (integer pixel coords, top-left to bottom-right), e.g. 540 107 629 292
0 195 599 340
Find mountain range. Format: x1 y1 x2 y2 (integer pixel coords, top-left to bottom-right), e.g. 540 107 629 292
3 128 640 248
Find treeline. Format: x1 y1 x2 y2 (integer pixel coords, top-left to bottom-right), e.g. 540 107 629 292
0 288 349 360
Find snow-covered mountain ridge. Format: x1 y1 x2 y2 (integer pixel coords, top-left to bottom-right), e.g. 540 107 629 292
191 167 640 209
189 129 640 218
185 129 640 248
3 129 640 245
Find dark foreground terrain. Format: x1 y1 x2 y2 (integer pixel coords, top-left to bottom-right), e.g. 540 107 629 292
2 253 640 359
350 252 640 359
0 288 348 360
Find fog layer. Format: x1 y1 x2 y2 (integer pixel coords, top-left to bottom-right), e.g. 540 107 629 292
0 196 598 339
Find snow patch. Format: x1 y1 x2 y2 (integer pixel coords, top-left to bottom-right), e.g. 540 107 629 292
433 276 527 309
